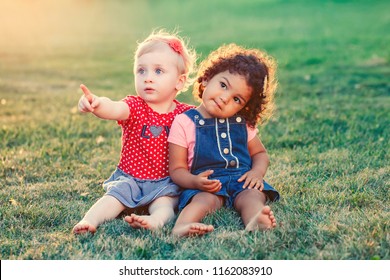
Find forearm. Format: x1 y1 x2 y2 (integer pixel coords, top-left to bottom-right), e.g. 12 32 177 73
250 151 270 178
170 167 197 189
168 143 221 192
92 97 128 120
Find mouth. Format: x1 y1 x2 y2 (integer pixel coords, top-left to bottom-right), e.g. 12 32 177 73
213 99 222 110
144 87 155 93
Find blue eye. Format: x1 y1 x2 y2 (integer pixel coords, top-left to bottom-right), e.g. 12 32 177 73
137 68 145 74
155 68 163 74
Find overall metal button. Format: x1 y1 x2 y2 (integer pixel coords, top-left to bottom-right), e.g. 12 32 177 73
223 148 229 154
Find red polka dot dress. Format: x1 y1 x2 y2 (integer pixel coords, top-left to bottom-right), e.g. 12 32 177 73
117 95 193 180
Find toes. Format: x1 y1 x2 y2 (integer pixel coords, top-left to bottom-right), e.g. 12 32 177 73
187 224 214 235
262 205 271 214
73 227 82 234
133 215 147 225
190 224 200 231
206 225 214 232
73 224 96 234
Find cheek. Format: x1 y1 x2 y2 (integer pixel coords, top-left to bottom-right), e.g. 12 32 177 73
231 104 245 114
134 78 143 90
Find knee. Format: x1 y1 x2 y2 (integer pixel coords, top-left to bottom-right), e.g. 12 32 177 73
242 189 266 199
192 192 223 210
234 189 266 208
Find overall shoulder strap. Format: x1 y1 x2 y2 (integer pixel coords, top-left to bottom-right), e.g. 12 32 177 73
183 108 201 122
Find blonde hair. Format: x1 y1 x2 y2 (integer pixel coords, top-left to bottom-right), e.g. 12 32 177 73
134 29 197 93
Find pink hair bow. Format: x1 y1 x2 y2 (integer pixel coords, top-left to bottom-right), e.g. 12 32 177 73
168 39 183 55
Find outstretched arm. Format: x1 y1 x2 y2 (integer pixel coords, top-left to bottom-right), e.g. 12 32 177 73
78 84 129 121
238 136 270 190
169 143 221 193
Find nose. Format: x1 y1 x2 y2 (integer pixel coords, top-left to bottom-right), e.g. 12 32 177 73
219 93 230 104
144 72 153 83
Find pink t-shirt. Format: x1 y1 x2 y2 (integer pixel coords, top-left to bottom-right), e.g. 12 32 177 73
168 113 258 169
117 96 193 179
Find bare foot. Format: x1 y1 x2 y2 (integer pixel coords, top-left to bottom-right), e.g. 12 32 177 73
245 206 276 231
73 220 97 234
173 223 214 237
124 214 163 231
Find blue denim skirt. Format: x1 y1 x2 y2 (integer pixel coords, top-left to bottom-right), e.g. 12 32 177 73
103 167 181 208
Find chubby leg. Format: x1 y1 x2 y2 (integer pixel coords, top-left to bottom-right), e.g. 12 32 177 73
234 189 276 231
73 195 126 234
124 196 178 231
172 192 224 237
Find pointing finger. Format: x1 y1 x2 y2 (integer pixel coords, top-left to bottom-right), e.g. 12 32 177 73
80 84 93 103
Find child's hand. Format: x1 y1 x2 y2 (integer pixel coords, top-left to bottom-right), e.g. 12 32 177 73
78 84 100 112
194 170 221 193
238 170 264 191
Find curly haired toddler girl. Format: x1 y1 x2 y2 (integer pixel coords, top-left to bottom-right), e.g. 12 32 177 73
168 43 279 236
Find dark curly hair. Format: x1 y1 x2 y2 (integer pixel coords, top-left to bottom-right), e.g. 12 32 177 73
193 43 277 127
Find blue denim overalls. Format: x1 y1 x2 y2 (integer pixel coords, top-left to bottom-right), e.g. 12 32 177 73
178 109 280 210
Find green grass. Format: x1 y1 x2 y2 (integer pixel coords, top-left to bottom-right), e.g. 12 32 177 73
0 0 389 260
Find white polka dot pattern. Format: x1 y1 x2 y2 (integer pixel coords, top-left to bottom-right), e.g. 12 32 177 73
117 96 193 179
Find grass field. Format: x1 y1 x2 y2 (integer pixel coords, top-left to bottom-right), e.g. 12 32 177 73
0 0 389 260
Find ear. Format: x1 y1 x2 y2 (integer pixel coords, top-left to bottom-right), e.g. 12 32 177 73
201 79 208 87
175 74 187 91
